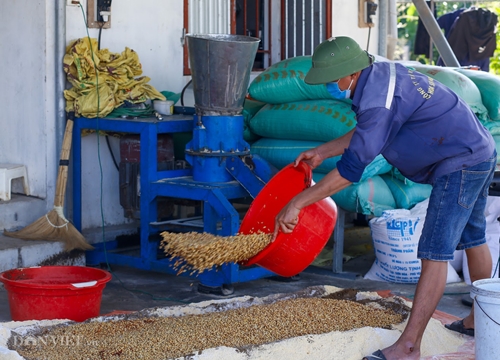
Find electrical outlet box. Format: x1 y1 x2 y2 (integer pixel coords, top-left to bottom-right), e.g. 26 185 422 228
358 0 377 28
87 0 112 29
97 0 112 22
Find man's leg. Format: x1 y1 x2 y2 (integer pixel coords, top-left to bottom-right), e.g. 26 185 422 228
365 155 496 359
462 244 492 328
378 260 448 360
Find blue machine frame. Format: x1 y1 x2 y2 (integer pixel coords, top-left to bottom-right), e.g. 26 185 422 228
72 115 277 290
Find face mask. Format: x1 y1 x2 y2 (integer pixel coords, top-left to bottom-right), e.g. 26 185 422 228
326 79 354 99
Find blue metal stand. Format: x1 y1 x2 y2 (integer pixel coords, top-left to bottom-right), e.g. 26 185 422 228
73 115 276 292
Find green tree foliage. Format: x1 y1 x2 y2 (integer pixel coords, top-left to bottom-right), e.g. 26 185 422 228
490 6 500 74
397 1 500 73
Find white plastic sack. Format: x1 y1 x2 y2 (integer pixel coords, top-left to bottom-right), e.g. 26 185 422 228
459 196 500 284
364 199 461 284
449 249 463 273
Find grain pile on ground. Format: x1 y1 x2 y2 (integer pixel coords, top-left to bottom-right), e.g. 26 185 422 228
10 295 406 360
160 231 272 274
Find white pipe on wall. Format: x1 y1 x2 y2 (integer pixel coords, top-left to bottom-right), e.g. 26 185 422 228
378 0 387 57
387 0 398 59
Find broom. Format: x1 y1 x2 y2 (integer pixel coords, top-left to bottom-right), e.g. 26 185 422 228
4 112 94 251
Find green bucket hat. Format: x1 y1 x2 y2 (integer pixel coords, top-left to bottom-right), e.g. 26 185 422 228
305 36 374 85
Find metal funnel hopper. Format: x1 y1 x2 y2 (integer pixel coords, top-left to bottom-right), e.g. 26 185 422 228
186 34 260 116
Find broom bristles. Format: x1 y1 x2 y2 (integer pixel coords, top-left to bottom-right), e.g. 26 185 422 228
3 209 94 251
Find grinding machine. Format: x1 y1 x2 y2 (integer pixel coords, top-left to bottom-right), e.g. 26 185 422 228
80 34 277 295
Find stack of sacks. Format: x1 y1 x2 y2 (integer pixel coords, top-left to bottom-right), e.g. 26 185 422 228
381 169 432 210
245 56 431 216
454 68 500 163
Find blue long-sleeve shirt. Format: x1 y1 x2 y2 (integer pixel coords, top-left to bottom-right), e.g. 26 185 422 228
336 61 495 185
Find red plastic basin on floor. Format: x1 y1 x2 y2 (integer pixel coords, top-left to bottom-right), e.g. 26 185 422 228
0 266 112 322
239 162 337 277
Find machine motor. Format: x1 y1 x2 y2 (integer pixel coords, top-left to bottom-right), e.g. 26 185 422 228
119 134 175 219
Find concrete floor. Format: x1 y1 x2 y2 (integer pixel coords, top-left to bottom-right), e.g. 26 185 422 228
0 243 473 323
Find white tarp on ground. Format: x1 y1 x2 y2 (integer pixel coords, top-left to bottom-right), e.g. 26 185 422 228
0 286 469 360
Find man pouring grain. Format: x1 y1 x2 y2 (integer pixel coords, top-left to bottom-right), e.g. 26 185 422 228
273 36 495 360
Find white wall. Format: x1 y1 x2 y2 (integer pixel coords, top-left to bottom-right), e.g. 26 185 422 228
66 0 187 228
0 0 55 202
66 0 186 93
332 0 380 56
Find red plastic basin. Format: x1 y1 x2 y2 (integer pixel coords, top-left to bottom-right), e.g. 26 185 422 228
0 266 112 322
239 162 337 277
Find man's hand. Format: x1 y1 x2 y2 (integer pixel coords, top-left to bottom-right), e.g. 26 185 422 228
272 202 302 241
294 129 354 169
294 148 323 169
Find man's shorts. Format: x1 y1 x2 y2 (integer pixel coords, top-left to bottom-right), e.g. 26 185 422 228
417 152 497 261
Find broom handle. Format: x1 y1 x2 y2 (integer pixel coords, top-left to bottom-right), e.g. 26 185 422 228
53 114 74 208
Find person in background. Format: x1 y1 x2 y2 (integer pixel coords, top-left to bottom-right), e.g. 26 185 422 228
273 36 496 360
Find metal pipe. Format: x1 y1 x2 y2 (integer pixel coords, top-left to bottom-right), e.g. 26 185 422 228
55 1 66 139
244 0 248 35
319 0 324 43
378 0 388 57
389 0 398 36
55 0 66 211
428 0 434 61
387 0 398 60
411 0 459 67
282 0 288 58
293 0 296 57
302 0 305 55
266 0 271 66
310 0 314 54
256 0 260 41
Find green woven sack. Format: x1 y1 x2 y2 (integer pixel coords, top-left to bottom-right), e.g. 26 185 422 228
243 127 260 143
250 138 392 179
455 69 500 121
248 56 342 104
494 135 500 163
248 99 356 142
381 174 432 210
250 138 340 172
242 97 266 142
389 168 416 187
409 64 489 122
483 121 500 136
313 173 396 216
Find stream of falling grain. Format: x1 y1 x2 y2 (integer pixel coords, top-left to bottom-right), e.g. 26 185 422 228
160 231 272 274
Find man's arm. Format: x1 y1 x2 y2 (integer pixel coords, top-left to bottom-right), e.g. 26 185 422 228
273 168 351 237
294 129 355 169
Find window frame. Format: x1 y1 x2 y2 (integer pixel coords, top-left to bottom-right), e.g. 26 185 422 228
183 0 332 75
